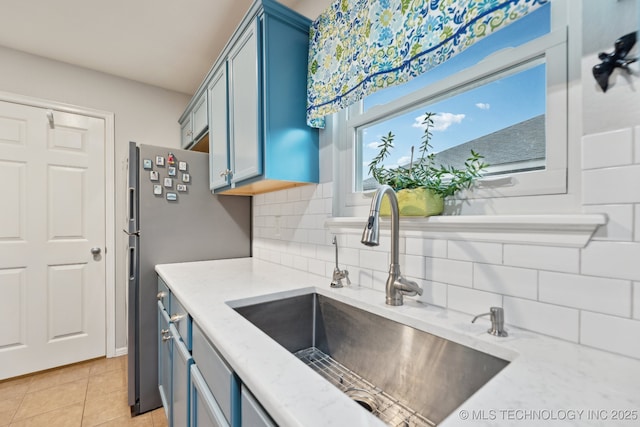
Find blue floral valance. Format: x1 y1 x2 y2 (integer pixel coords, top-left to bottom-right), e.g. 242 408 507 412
306 0 549 128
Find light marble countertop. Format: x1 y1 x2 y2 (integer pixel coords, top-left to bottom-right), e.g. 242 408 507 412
156 258 640 427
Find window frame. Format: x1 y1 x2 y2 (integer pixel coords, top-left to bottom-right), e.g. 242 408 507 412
334 0 579 217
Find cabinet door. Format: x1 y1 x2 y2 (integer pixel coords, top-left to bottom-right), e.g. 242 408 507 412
241 386 276 427
191 365 230 427
181 116 193 148
228 19 261 185
192 93 208 140
208 66 230 191
172 325 194 427
192 324 234 424
158 302 173 423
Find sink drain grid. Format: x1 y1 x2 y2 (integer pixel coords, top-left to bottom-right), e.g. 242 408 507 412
294 347 435 427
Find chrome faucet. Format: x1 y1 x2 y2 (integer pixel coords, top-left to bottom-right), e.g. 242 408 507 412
472 307 508 337
330 236 350 288
361 185 423 306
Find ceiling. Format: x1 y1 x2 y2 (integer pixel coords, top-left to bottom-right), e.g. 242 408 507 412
0 0 331 95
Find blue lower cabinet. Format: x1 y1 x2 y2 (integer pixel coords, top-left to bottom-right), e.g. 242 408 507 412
240 386 276 427
158 302 173 424
191 365 230 427
172 324 193 427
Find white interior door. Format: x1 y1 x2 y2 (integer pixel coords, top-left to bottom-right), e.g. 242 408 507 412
0 100 106 379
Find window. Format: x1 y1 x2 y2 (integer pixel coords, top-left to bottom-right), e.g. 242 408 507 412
334 0 575 217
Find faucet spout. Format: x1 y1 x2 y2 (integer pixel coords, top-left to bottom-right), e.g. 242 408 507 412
362 185 422 306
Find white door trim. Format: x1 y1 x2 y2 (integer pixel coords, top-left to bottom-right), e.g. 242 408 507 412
0 90 117 358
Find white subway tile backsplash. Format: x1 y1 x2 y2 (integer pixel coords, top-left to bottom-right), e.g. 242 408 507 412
316 244 334 263
359 249 389 272
503 297 579 342
299 243 316 259
287 186 301 202
370 270 389 292
581 312 640 359
474 264 538 299
279 252 294 268
291 228 309 244
447 286 502 316
306 198 326 215
504 244 579 274
324 198 333 216
634 125 640 164
400 254 425 279
322 182 333 198
581 241 640 281
342 267 373 289
635 206 640 242
339 247 360 267
634 283 640 320
345 233 363 249
539 271 631 317
415 279 448 307
252 137 640 359
308 229 327 245
426 258 473 287
582 204 633 241
582 165 640 205
292 255 308 271
298 184 317 201
582 128 633 170
448 241 502 264
275 189 288 203
405 237 448 258
307 258 327 276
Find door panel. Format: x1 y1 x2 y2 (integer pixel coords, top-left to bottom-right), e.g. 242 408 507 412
209 67 230 190
229 20 261 184
0 160 25 239
0 268 26 349
0 100 106 379
48 264 86 340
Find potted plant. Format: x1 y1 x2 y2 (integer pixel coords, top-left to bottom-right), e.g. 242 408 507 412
368 112 488 216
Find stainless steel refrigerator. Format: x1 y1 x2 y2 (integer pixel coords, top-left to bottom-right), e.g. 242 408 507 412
126 142 251 415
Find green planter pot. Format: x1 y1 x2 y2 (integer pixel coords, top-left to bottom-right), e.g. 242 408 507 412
380 188 444 217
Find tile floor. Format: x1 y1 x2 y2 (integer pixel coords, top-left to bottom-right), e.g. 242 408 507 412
0 356 168 426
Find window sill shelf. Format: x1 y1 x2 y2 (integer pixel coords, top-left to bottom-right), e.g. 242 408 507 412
325 214 607 248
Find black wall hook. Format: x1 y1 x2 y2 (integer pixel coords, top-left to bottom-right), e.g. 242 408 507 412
592 31 638 92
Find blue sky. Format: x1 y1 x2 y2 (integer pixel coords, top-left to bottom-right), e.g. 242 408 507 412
361 3 550 174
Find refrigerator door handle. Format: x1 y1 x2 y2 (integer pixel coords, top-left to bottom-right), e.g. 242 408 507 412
128 186 138 231
129 245 137 281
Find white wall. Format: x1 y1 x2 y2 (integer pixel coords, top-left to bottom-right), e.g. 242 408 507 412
0 45 191 351
253 2 640 360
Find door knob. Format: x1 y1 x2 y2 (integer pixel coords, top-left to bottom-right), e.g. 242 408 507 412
90 247 102 255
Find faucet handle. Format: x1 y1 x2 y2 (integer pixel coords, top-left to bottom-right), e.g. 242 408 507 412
343 270 351 285
472 307 508 337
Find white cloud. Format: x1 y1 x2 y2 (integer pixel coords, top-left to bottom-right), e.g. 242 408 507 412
476 102 490 110
366 141 380 149
396 156 412 166
413 112 466 132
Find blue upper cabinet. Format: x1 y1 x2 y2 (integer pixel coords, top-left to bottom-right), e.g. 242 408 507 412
182 0 319 196
180 91 208 151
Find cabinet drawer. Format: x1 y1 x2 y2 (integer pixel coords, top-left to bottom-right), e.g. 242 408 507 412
191 365 230 427
171 297 192 350
192 323 233 424
157 277 170 312
241 386 276 427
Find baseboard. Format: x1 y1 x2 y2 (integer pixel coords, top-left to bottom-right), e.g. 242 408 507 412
113 346 128 357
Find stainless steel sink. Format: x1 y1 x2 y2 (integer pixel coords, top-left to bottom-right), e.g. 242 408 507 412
233 293 509 426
